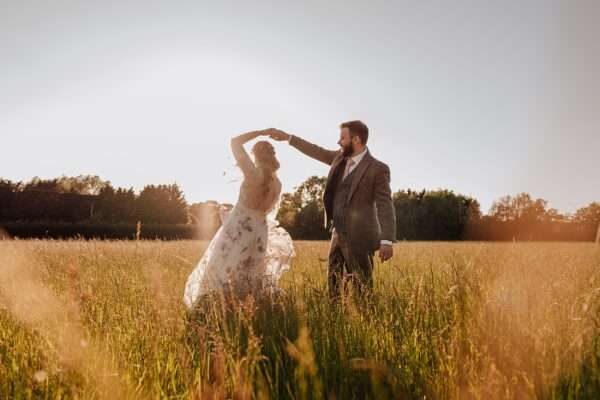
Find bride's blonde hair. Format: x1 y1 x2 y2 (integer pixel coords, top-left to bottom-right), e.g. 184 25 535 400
252 141 280 173
251 141 280 198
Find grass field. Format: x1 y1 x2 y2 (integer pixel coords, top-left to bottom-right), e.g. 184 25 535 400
1 240 600 399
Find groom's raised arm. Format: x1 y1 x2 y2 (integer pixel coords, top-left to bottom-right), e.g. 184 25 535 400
269 129 339 165
286 135 339 166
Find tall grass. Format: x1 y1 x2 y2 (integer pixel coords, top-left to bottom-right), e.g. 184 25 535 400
1 240 600 399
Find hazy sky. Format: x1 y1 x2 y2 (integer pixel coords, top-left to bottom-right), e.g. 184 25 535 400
2 1 598 214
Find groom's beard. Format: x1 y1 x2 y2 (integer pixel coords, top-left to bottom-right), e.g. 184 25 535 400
341 144 353 157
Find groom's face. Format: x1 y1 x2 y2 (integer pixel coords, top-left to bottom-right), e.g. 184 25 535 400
338 128 354 157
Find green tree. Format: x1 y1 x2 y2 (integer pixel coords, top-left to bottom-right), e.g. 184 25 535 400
489 193 551 222
56 175 110 195
96 185 137 223
136 184 188 224
487 193 569 240
574 202 600 227
277 176 329 240
0 179 17 221
394 189 481 240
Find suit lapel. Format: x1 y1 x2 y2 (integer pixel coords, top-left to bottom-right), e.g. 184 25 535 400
325 154 346 192
322 154 346 227
346 152 374 203
328 154 345 180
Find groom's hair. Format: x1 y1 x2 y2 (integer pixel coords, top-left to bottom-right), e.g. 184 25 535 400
340 120 369 145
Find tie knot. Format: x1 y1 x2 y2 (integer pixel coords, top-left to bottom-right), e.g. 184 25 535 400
347 158 355 166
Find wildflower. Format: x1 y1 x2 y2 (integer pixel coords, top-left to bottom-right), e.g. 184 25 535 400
33 370 48 383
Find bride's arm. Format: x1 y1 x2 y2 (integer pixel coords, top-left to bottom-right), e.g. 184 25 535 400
231 130 263 177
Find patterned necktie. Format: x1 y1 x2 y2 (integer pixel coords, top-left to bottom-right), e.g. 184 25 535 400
343 158 355 180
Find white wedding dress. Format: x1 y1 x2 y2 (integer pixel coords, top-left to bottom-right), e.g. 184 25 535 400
183 141 295 309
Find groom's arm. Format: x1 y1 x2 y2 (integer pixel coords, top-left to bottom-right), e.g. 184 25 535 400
287 135 340 166
374 162 397 245
269 130 339 165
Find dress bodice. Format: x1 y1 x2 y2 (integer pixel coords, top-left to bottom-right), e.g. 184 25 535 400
238 170 282 213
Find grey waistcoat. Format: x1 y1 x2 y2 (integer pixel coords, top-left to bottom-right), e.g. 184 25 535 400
332 165 357 234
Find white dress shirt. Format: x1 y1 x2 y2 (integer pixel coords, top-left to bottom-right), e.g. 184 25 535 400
289 135 393 247
345 147 368 176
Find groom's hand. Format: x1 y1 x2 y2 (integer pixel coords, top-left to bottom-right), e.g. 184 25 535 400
379 244 393 262
267 129 291 142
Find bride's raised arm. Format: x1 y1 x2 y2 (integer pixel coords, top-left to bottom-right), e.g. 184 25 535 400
230 130 266 178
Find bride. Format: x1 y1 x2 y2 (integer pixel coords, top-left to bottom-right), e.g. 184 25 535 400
183 129 295 309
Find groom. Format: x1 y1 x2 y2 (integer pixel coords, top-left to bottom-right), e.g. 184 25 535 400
269 121 396 299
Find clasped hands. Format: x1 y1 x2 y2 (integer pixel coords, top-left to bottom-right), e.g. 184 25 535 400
250 128 290 142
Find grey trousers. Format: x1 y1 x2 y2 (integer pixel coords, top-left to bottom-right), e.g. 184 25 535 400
327 228 374 300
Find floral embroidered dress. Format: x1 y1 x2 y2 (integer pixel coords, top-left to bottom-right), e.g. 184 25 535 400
183 138 295 309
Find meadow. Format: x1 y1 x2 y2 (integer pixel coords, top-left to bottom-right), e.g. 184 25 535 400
1 240 600 399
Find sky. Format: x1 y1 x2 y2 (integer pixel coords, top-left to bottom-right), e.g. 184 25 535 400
1 0 599 214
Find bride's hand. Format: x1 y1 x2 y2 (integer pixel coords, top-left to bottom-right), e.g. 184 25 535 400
266 129 291 142
259 128 278 136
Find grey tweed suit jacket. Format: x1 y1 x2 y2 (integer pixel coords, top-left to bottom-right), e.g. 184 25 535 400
289 135 396 253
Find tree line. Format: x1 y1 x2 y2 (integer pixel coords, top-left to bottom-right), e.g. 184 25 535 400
1 174 599 241
0 176 195 239
277 177 600 242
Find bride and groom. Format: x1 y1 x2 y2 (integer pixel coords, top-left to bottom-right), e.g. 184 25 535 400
183 120 396 309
